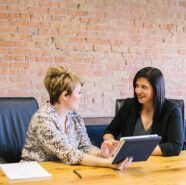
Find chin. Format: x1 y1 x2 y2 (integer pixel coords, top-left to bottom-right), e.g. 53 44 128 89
138 99 145 104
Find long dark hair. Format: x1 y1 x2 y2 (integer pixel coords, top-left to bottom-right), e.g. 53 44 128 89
133 67 165 120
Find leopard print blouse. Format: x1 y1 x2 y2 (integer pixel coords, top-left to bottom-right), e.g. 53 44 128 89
21 103 97 164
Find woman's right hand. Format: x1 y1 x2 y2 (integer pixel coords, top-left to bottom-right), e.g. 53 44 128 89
109 156 133 170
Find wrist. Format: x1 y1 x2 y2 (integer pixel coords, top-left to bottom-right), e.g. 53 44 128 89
96 151 103 158
103 134 115 141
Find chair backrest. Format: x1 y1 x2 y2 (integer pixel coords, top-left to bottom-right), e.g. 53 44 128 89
115 99 127 115
0 97 39 163
86 125 107 148
115 98 186 149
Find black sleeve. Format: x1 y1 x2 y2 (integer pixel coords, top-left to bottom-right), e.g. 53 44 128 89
104 99 130 139
159 106 184 156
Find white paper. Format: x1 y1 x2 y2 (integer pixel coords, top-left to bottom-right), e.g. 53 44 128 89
0 161 52 181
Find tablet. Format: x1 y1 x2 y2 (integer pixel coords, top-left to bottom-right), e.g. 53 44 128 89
112 134 162 164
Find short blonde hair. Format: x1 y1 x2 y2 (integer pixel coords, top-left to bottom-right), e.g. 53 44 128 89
44 65 84 105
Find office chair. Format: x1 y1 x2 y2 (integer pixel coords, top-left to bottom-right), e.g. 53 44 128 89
0 97 39 163
86 124 108 148
115 98 186 149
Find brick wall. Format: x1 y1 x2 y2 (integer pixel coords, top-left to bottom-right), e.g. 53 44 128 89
0 0 186 117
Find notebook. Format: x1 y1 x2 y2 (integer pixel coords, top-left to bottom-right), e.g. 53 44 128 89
112 134 162 164
0 161 52 181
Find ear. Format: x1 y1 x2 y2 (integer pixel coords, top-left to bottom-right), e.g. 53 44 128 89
61 91 68 100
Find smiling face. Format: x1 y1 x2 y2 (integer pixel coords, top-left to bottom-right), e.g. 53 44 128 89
135 77 154 106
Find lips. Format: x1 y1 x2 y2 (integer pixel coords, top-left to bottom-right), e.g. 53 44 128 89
137 96 146 102
137 96 145 99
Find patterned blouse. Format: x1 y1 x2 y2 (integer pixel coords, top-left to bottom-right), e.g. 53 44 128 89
21 103 97 164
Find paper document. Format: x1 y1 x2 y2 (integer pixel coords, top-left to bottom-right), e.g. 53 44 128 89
0 161 52 181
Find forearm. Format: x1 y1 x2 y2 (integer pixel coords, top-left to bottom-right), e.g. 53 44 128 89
80 153 111 168
80 153 132 170
87 147 100 156
103 133 115 141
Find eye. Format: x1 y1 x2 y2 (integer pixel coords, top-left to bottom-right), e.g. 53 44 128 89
135 84 139 88
142 85 148 90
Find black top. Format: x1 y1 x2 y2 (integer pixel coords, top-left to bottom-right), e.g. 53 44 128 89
104 98 184 156
133 117 152 136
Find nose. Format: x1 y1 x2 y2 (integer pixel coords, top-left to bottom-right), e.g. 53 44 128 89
135 87 142 94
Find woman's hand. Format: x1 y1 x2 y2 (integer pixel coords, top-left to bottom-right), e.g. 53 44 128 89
105 157 133 170
109 156 133 170
80 151 133 170
100 140 120 158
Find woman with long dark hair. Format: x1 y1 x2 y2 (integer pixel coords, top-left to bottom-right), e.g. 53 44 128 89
103 67 184 156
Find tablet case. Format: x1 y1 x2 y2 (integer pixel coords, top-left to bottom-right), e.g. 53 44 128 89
112 135 162 164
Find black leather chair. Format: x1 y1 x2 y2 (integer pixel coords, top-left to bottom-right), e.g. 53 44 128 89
86 125 107 148
116 98 186 149
0 97 39 163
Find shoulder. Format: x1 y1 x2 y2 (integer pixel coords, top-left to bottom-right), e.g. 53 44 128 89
162 99 182 116
115 98 136 117
37 103 54 115
34 103 56 118
30 103 58 127
120 98 135 110
125 98 135 105
163 99 181 111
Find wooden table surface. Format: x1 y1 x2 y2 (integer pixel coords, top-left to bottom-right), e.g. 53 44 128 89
1 151 186 185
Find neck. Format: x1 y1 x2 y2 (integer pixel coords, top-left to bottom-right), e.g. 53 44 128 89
54 102 69 122
142 102 154 113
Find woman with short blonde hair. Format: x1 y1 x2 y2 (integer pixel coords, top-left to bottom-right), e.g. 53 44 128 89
21 65 132 170
44 65 84 105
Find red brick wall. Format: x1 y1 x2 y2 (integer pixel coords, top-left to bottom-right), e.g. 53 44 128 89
0 0 186 117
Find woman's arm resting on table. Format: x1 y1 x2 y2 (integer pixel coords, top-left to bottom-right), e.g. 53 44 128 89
79 153 133 170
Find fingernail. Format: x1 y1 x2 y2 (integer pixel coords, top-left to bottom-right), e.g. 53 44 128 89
119 164 125 170
118 166 123 170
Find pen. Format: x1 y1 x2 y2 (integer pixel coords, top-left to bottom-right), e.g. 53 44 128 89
73 169 82 179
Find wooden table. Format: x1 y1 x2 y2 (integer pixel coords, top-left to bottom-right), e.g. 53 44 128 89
1 151 186 185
